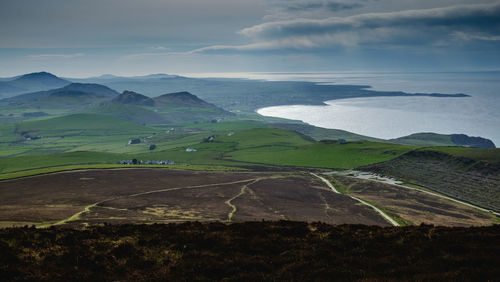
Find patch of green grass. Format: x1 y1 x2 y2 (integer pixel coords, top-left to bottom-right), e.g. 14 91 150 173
0 151 127 174
226 140 415 169
15 113 157 137
178 120 268 132
326 176 350 194
424 147 500 163
0 124 21 143
0 128 415 174
390 133 455 146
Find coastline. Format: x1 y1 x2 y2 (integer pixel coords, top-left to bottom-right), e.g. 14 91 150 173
256 95 499 146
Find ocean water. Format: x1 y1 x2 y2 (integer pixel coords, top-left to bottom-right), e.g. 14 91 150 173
251 71 500 146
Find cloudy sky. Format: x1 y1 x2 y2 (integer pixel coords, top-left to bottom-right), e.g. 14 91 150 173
0 0 499 77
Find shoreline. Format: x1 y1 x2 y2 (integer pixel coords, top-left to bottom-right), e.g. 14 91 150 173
256 96 498 146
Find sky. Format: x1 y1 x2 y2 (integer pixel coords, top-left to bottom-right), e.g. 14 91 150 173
0 0 499 77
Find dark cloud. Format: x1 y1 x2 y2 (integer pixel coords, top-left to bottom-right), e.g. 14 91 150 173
286 1 363 12
239 2 500 48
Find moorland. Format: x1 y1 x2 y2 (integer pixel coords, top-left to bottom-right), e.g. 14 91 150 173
0 72 498 279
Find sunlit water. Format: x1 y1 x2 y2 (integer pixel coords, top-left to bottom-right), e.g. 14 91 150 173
245 71 500 146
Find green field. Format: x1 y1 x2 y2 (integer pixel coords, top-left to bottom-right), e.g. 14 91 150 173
1 114 498 181
426 146 500 164
225 139 415 168
0 124 418 176
15 113 156 136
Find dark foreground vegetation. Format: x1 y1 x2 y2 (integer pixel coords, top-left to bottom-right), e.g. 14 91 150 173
1 222 499 281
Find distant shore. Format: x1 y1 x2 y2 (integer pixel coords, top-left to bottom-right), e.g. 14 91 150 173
257 95 498 146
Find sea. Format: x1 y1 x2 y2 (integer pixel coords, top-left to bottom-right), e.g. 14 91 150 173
233 71 500 147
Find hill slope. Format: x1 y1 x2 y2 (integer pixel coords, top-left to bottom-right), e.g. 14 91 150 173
3 83 118 102
112 90 154 106
14 113 155 137
0 72 70 97
154 91 219 108
88 104 169 124
270 123 383 142
390 133 496 148
360 148 500 212
0 83 119 112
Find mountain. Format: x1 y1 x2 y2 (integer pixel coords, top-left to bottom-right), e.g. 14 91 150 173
3 83 118 102
10 72 69 88
0 72 70 98
132 73 180 80
72 74 472 115
0 83 24 95
390 133 496 148
99 91 233 124
450 134 496 149
0 83 119 111
112 91 155 106
1 86 233 125
59 83 119 97
154 91 218 108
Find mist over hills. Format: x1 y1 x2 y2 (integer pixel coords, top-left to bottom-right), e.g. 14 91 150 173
0 83 120 111
63 72 471 113
0 72 70 98
0 71 494 148
0 74 235 126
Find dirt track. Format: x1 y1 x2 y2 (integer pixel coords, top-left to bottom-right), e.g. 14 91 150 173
0 169 389 227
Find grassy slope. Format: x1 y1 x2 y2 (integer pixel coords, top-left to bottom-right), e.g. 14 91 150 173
390 133 456 146
0 127 416 175
269 123 383 142
0 151 127 174
14 113 155 136
87 104 168 124
0 114 158 158
226 139 415 169
426 146 500 164
180 120 382 142
5 117 498 177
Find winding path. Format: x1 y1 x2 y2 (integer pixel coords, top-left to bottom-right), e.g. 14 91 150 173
337 171 500 217
43 178 260 227
310 173 400 226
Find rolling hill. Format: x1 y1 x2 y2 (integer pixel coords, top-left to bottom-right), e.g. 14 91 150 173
14 113 156 137
0 72 70 98
0 83 119 112
112 90 155 106
390 132 496 148
154 91 219 108
88 104 169 124
72 74 470 114
2 83 118 103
